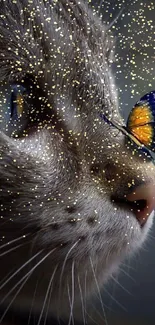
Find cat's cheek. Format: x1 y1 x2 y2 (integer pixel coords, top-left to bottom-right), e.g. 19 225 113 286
84 212 154 300
91 211 154 279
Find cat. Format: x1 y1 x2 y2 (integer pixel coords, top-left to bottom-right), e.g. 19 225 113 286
0 0 155 324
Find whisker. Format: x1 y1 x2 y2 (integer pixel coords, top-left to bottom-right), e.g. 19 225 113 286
106 273 117 313
27 279 39 325
59 241 79 296
145 231 155 246
147 233 155 240
120 262 135 271
67 282 72 325
0 268 17 287
0 241 29 258
119 267 136 282
43 266 57 325
106 5 125 31
77 275 86 325
37 265 58 325
0 250 43 292
0 233 30 251
103 285 127 311
0 249 56 306
139 245 149 253
84 270 88 324
0 270 32 323
85 309 100 325
57 241 79 325
68 260 75 325
111 275 132 295
81 269 109 323
91 301 109 322
148 228 155 240
98 0 104 16
89 257 108 325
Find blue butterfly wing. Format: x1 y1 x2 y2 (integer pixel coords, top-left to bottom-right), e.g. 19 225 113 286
140 90 155 109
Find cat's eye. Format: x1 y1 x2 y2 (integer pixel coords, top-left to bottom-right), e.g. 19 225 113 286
0 84 30 137
11 85 26 120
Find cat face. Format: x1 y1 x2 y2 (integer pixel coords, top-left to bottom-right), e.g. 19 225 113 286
0 0 155 323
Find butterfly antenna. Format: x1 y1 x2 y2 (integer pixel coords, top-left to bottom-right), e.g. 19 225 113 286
98 0 104 16
106 5 125 31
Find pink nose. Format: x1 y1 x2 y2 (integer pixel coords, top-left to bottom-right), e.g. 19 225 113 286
127 183 155 227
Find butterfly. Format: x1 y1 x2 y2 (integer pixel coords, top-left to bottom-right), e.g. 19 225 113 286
100 90 155 162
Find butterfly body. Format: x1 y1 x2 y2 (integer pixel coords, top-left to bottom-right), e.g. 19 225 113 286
100 90 155 163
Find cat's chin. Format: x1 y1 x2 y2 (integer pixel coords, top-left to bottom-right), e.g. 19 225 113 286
54 212 154 322
3 211 153 322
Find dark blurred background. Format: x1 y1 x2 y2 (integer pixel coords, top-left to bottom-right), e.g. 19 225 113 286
89 0 155 324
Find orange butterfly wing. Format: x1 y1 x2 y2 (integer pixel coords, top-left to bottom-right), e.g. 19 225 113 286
127 104 154 148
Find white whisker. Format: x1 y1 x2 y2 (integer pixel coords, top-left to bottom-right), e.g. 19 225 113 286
0 248 56 306
77 275 86 325
0 233 30 251
27 279 39 325
0 268 17 287
43 267 56 325
119 267 136 282
67 281 72 325
84 270 88 324
57 241 79 325
0 250 43 292
37 265 58 325
68 260 75 325
121 262 135 271
106 6 125 31
90 301 108 322
147 231 155 240
59 241 79 296
0 270 32 323
89 256 108 325
98 0 104 16
85 309 100 325
111 275 132 295
103 285 127 311
0 242 28 257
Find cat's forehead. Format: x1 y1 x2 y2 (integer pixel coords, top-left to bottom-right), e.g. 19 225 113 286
0 0 113 79
0 0 119 142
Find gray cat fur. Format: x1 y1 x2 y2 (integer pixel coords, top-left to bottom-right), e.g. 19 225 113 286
0 0 154 323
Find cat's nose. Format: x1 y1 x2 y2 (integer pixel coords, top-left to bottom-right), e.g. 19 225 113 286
126 183 155 227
